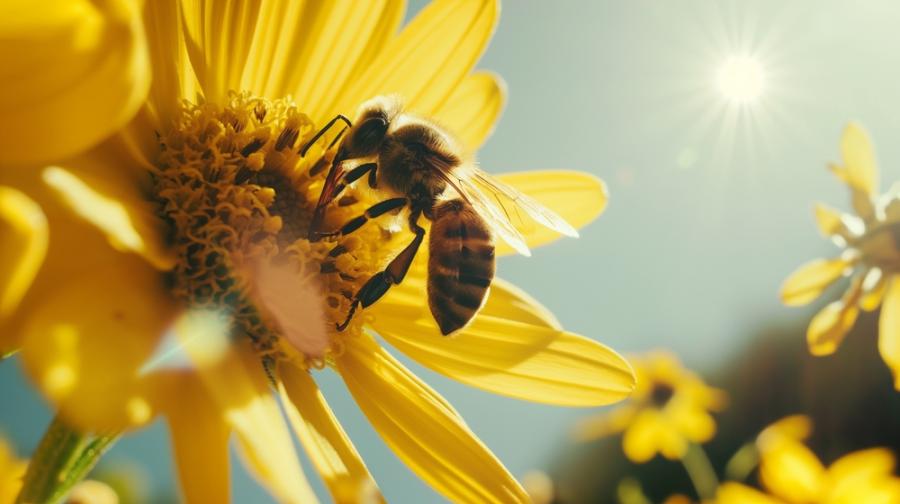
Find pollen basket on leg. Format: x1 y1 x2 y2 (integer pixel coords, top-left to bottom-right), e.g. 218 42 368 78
153 92 387 368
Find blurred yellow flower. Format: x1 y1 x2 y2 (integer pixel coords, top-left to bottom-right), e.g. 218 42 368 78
0 0 635 502
575 351 725 463
781 122 900 389
716 442 900 504
0 438 26 504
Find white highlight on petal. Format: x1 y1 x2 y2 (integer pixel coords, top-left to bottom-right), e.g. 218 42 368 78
248 259 329 359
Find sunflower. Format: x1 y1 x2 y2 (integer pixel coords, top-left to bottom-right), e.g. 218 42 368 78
780 123 900 389
574 350 726 463
715 417 900 504
0 0 636 502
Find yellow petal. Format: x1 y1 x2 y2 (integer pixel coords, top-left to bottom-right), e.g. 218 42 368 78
42 146 176 270
337 334 529 504
143 0 199 124
19 252 176 431
372 276 634 406
173 328 319 504
758 440 825 503
0 188 47 327
669 403 716 443
572 405 638 441
0 0 150 164
162 373 231 504
715 483 784 504
757 415 813 453
839 122 879 197
622 410 685 463
279 364 384 504
814 203 849 238
432 72 507 152
780 258 850 306
179 0 263 102
335 0 498 118
879 277 900 390
245 1 405 119
492 171 608 256
828 448 895 485
0 438 26 504
807 300 858 356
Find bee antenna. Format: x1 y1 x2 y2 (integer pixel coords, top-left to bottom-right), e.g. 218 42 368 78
299 114 353 157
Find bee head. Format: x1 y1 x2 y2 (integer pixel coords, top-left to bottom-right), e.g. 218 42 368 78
340 96 402 159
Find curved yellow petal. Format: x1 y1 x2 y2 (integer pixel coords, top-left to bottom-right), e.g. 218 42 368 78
757 415 813 453
180 0 263 102
838 122 879 197
279 364 384 504
622 410 683 463
174 334 319 504
572 405 638 441
243 1 405 119
335 0 498 118
814 203 849 238
758 440 824 503
780 258 850 307
41 141 175 270
432 72 507 152
0 438 26 504
143 0 199 125
828 448 895 485
372 274 634 406
807 300 858 356
162 373 231 504
669 404 716 443
879 277 900 390
716 483 783 504
19 252 176 431
0 188 47 330
0 0 150 164
492 171 608 256
337 334 529 504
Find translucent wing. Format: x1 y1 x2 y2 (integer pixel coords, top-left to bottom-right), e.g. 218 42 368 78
468 166 579 238
440 165 578 256
451 171 532 257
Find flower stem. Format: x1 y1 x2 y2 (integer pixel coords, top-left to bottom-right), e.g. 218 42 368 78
16 416 119 504
680 443 719 501
724 442 759 482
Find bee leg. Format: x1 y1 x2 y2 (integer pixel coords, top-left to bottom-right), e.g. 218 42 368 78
299 114 353 157
337 213 425 331
329 162 377 201
312 196 405 241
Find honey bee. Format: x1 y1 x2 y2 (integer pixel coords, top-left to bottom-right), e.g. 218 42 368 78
300 96 578 335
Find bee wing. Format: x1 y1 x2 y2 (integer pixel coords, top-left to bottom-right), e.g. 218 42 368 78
424 157 531 256
468 166 579 238
451 171 532 256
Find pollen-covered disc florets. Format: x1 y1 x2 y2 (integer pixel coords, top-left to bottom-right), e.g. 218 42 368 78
153 92 388 368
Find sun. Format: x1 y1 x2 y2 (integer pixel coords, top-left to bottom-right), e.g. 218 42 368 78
715 55 766 104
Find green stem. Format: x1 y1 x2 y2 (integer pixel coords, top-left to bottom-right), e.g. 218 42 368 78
15 416 119 504
724 442 760 482
680 443 719 501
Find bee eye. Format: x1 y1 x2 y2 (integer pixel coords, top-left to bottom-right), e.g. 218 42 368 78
349 116 388 156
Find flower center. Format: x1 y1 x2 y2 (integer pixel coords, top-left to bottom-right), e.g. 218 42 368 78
649 382 676 407
153 92 388 369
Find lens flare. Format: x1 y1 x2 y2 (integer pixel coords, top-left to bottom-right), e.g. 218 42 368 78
716 56 765 104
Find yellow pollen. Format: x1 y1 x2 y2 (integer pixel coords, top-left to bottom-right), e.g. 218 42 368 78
153 92 391 368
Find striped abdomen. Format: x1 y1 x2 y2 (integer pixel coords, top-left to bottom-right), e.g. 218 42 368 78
428 199 496 335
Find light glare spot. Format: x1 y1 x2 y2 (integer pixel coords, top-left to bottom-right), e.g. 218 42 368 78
716 56 765 104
